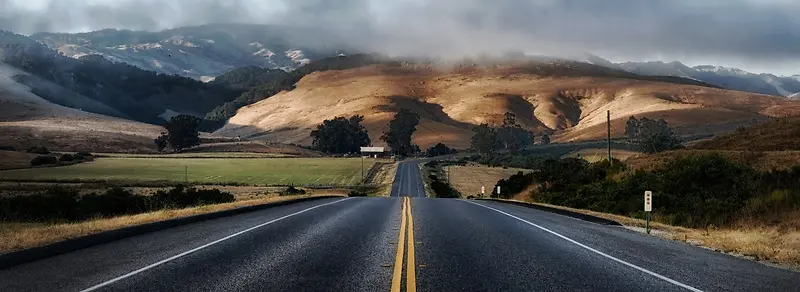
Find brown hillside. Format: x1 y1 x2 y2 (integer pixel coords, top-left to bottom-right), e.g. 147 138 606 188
0 67 163 152
692 117 800 151
217 63 800 148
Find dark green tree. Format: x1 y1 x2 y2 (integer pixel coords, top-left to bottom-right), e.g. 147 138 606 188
164 115 202 152
426 143 456 157
470 123 499 154
310 115 371 154
154 133 169 152
625 116 682 153
381 109 420 156
497 112 534 151
541 133 551 145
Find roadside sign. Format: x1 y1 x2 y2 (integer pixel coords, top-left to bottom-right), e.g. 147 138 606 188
481 186 485 195
644 191 652 212
496 186 501 196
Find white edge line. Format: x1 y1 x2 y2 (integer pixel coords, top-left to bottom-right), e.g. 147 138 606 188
79 197 352 292
464 200 704 292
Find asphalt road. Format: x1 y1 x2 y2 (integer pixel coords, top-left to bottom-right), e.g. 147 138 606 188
2 159 799 291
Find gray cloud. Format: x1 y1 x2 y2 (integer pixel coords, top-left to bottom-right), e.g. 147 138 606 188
1 0 799 74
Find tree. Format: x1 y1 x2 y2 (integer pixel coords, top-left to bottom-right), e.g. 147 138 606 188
164 115 202 152
381 109 420 156
426 143 457 157
497 112 534 151
625 116 682 153
470 123 498 154
541 134 551 145
310 115 371 154
154 133 169 152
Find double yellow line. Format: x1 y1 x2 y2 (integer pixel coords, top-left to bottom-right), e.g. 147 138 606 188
391 197 416 292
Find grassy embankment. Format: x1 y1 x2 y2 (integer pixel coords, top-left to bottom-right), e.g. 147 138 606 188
0 194 341 254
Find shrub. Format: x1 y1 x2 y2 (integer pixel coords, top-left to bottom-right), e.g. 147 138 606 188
0 145 16 151
30 155 58 166
431 181 460 198
26 146 50 154
75 152 93 159
0 186 234 222
280 185 307 196
59 154 74 162
348 190 368 197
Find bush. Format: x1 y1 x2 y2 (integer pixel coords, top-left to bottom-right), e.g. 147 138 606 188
0 145 16 151
26 146 50 154
30 155 58 166
431 181 460 198
59 154 74 162
348 190 368 197
75 151 93 158
0 186 234 222
280 185 307 196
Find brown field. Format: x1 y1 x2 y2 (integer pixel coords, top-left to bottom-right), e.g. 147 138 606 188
563 148 643 162
625 149 800 171
693 117 800 151
489 198 800 269
447 165 533 197
0 194 344 254
0 150 37 170
216 63 800 148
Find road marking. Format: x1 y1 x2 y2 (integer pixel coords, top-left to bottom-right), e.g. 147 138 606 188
391 197 408 292
465 201 704 292
78 198 353 292
406 197 417 292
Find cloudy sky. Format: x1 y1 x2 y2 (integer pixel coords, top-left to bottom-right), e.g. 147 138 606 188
1 0 799 75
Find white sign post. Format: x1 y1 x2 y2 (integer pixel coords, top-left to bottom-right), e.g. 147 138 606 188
481 186 485 198
644 191 653 234
496 186 501 197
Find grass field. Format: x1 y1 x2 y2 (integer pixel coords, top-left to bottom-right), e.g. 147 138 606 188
563 148 643 162
0 157 373 186
446 165 533 197
95 152 293 158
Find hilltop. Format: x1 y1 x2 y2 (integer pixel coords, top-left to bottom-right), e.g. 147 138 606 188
693 117 800 151
216 61 800 149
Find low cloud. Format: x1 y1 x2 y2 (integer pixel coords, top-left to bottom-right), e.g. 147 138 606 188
2 0 799 74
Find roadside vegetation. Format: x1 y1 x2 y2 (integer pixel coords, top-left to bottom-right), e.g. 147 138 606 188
421 160 460 198
460 116 800 266
0 193 338 254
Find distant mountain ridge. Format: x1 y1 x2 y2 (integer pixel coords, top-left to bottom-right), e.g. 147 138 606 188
30 23 345 79
584 54 800 98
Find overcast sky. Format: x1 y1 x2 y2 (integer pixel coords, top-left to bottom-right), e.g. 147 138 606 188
2 0 799 75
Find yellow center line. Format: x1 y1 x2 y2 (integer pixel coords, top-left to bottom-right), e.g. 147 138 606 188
406 197 417 292
391 197 408 292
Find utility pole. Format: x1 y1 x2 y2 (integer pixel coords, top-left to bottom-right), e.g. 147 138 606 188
361 155 364 185
185 165 188 184
607 110 612 166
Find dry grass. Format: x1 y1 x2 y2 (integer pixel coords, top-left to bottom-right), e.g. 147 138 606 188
0 150 37 171
447 165 532 197
626 149 800 171
492 198 800 270
0 194 342 254
563 148 643 162
693 117 800 151
367 161 398 196
217 63 800 148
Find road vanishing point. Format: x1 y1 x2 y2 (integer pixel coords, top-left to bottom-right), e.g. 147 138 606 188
1 160 799 291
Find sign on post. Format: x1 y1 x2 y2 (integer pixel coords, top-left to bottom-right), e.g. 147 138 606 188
481 186 485 195
496 186 501 196
644 191 652 212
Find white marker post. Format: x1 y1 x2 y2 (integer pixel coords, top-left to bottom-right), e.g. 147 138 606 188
496 186 501 198
644 191 653 234
481 186 485 198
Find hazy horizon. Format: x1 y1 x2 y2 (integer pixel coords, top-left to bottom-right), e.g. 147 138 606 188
2 0 799 76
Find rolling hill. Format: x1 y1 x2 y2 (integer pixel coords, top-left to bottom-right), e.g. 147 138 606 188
0 62 162 152
216 61 800 149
